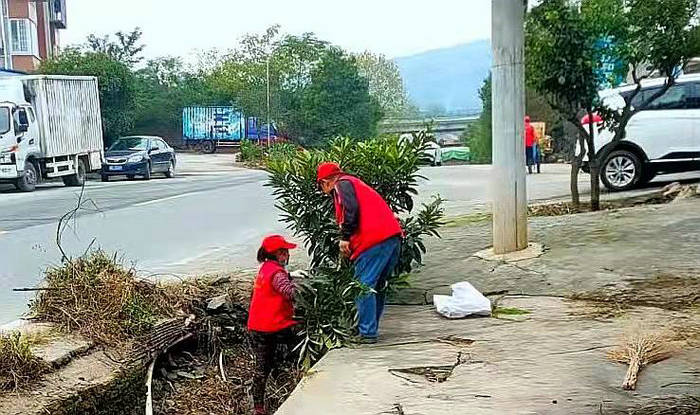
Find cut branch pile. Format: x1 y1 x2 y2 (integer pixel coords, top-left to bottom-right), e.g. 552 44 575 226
606 328 678 390
28 251 192 347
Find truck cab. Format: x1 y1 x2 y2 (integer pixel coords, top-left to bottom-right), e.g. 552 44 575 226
0 101 41 191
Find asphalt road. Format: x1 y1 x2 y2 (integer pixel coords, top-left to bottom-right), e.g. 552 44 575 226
1 155 698 324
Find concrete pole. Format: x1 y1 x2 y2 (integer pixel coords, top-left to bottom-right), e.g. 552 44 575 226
491 0 528 254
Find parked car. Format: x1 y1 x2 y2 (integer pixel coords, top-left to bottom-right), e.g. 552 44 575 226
583 74 700 191
102 136 176 181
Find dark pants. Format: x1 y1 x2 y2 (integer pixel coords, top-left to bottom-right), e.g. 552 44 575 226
250 326 299 407
526 146 534 166
354 236 401 338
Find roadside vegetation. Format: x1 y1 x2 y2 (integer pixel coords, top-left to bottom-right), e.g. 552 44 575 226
39 25 416 147
28 251 187 346
0 333 50 391
267 133 445 366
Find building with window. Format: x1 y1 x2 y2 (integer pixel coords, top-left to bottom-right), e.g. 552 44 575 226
0 0 66 72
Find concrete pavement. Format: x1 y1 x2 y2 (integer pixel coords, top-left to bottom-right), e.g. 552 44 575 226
277 198 700 415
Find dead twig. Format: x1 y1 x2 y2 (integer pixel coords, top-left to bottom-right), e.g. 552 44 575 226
218 351 227 382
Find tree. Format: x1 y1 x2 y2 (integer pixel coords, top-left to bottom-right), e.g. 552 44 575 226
355 51 408 117
526 0 698 210
40 49 137 145
463 75 492 163
266 134 444 366
296 48 383 144
86 27 145 67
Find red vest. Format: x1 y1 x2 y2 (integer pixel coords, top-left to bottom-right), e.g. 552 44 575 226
333 175 402 260
247 261 297 332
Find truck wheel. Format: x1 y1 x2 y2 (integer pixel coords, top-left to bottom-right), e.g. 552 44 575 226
63 159 87 187
201 140 216 154
15 161 38 192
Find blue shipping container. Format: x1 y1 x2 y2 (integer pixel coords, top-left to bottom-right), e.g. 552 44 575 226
183 107 245 141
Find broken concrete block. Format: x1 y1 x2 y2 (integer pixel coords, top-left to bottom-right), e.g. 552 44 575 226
207 294 229 312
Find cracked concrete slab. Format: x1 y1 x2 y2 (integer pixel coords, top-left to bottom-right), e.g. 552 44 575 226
279 199 700 414
277 297 700 415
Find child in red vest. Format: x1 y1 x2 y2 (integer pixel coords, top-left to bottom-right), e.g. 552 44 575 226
248 235 299 415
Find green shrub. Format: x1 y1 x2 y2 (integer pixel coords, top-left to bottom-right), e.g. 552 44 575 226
266 142 298 164
240 140 264 163
266 132 444 366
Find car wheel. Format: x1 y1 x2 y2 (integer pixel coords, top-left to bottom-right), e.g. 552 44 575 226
15 161 38 192
601 150 642 191
143 163 152 180
101 175 109 182
164 160 175 178
63 159 87 187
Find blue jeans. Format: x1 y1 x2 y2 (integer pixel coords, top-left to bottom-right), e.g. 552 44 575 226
354 236 401 338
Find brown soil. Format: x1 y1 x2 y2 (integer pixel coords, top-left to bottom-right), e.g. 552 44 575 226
572 272 700 312
528 193 675 217
152 341 300 414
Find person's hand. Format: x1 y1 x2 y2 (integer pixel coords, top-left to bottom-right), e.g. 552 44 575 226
339 240 351 257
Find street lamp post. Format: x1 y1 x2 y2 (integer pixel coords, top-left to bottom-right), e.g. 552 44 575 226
491 0 528 254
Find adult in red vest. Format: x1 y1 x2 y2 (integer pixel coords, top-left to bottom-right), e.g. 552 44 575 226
525 115 537 174
317 162 402 343
248 235 299 415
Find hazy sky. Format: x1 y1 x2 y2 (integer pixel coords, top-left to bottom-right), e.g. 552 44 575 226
62 0 491 60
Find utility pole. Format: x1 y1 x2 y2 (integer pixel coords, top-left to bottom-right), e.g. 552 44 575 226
0 0 11 70
491 0 528 254
266 54 271 147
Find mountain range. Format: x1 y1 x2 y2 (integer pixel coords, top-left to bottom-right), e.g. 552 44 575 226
394 39 492 114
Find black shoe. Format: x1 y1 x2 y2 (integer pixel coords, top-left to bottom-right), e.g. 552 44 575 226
352 336 378 345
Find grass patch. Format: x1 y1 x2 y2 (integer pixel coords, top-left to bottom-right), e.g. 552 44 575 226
493 307 531 317
0 332 50 391
443 212 492 227
28 251 192 346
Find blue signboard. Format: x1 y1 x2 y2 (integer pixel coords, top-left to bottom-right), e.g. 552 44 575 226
595 36 625 89
182 107 245 141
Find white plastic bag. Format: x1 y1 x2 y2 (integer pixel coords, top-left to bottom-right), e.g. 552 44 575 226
433 282 491 319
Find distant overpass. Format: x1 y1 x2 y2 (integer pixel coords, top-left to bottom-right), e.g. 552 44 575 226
378 115 479 135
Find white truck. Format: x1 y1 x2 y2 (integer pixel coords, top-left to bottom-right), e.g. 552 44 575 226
0 75 104 192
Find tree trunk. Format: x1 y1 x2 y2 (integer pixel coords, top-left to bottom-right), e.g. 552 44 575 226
570 158 581 208
589 161 601 211
585 110 600 211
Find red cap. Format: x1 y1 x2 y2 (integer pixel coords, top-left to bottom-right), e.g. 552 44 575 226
316 162 342 183
261 235 297 253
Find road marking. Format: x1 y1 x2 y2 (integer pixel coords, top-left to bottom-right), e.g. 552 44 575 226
0 230 7 236
132 191 202 207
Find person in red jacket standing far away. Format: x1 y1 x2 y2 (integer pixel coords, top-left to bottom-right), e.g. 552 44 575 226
524 115 536 174
317 162 403 344
248 235 299 415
